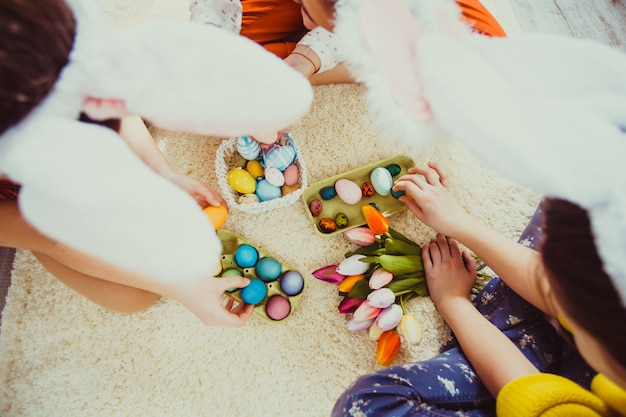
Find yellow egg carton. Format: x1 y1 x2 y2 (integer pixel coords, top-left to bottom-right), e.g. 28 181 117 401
217 229 305 322
301 155 415 236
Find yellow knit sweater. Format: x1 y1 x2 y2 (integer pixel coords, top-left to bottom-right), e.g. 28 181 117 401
497 373 626 416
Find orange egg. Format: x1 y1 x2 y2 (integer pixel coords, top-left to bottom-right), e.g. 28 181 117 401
203 205 229 229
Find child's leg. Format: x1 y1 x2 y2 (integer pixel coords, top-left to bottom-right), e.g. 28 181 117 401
0 200 160 313
332 320 561 417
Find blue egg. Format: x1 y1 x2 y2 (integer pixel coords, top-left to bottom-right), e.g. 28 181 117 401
280 271 304 296
319 186 337 200
240 278 267 304
391 189 406 199
235 244 259 268
255 257 282 282
256 179 282 202
265 145 296 171
370 167 393 196
236 136 261 160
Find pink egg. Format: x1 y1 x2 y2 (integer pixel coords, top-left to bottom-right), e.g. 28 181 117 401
334 178 362 205
283 164 300 186
265 295 291 321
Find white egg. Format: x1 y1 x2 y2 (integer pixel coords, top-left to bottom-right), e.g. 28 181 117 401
370 167 393 196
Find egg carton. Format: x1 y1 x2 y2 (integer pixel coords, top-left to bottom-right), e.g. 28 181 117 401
217 229 305 322
215 133 308 214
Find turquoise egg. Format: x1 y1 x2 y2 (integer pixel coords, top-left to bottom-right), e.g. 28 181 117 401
236 136 261 160
280 271 304 296
385 163 402 177
240 278 267 304
319 186 337 200
370 167 393 196
235 244 259 268
391 189 406 199
265 145 296 171
256 179 282 202
255 257 282 282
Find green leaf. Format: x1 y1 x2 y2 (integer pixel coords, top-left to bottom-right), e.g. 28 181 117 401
347 280 372 299
388 278 424 293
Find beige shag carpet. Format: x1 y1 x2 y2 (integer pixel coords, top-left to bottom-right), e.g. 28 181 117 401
0 1 539 416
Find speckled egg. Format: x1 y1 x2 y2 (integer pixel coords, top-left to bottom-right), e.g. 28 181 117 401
238 194 260 204
265 145 296 171
283 164 299 186
235 244 259 268
265 295 291 321
335 212 349 229
309 199 323 217
240 278 267 304
255 257 282 282
319 186 337 200
245 160 264 179
361 181 376 197
370 167 393 196
256 179 282 202
385 163 402 177
280 271 304 296
236 136 261 160
335 179 362 205
264 166 285 187
227 167 256 194
319 217 337 234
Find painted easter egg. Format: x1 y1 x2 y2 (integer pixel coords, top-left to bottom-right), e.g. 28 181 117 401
265 295 291 321
280 271 304 296
256 257 282 282
227 167 256 194
264 166 285 187
319 186 337 200
236 136 261 160
385 163 402 177
281 183 300 195
256 179 282 202
309 199 323 217
283 164 299 186
370 167 393 196
235 244 259 268
240 278 267 305
238 194 260 204
265 145 296 171
335 212 349 229
245 160 265 179
391 189 406 199
221 268 242 293
335 179 362 205
319 217 337 234
361 181 376 197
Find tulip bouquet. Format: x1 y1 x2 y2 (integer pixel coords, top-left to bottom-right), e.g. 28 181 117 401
313 204 493 367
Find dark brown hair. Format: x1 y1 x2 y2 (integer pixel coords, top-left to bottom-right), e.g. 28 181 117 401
0 0 75 134
542 197 626 370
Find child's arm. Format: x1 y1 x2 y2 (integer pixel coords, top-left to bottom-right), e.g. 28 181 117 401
394 162 558 318
423 235 540 397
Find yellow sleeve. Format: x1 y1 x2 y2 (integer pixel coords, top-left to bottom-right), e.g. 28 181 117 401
496 373 610 417
591 374 626 416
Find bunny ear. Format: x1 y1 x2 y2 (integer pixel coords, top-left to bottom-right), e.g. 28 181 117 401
81 20 313 138
0 118 221 284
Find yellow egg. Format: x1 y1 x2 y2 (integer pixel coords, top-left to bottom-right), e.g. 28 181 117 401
245 160 265 179
227 167 257 194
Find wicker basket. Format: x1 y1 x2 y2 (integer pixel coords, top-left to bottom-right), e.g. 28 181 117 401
215 133 308 214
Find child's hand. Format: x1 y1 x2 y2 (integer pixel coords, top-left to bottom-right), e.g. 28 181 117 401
167 172 228 209
422 234 477 315
171 275 254 327
393 161 469 237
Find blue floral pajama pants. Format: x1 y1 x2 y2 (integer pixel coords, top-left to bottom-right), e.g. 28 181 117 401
332 201 596 417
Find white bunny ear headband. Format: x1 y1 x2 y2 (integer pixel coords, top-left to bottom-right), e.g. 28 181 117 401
334 0 626 306
0 0 313 284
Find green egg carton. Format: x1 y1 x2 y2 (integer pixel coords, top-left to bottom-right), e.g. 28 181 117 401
217 229 304 322
301 155 415 236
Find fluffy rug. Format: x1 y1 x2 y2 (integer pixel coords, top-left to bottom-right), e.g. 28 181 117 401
0 1 540 416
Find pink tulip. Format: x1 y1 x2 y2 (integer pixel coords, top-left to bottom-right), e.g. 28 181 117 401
347 318 375 333
338 297 365 314
375 304 403 331
369 269 393 289
352 302 382 322
336 254 370 275
344 227 376 246
312 265 345 284
366 288 395 308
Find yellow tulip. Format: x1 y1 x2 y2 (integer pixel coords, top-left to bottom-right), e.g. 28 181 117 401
338 274 366 293
398 314 422 346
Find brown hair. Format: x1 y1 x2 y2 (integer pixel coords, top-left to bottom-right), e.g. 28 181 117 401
0 0 75 134
541 197 626 370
